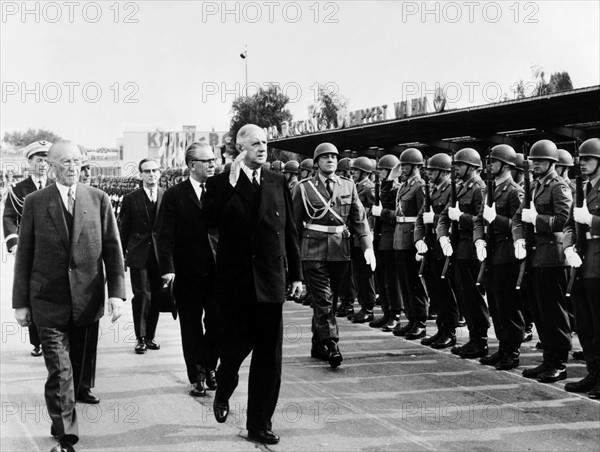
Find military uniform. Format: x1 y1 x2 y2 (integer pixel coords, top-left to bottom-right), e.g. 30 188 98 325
292 173 372 349
474 175 525 365
513 169 572 369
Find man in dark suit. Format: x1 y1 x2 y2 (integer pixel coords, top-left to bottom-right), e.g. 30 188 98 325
203 124 303 445
3 140 53 357
157 143 219 397
12 141 126 452
119 158 164 354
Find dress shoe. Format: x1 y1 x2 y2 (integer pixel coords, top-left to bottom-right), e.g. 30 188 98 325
523 361 551 379
50 424 57 438
457 317 467 327
213 395 229 423
351 309 373 323
189 381 206 397
427 312 438 320
431 332 457 349
369 314 389 328
77 388 100 404
459 341 488 359
311 344 329 361
404 325 426 340
535 341 544 350
145 339 160 350
538 365 567 383
135 338 147 354
588 380 600 399
572 350 585 360
495 354 520 370
565 373 598 393
50 440 75 452
326 342 343 368
381 316 401 332
206 371 217 390
248 429 280 445
451 344 464 355
392 322 413 337
31 346 43 357
335 303 353 318
421 331 442 346
522 324 534 342
480 350 504 366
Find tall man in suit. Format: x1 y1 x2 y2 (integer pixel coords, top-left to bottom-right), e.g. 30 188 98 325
203 125 303 445
13 141 126 452
158 143 219 397
119 158 164 354
4 140 53 357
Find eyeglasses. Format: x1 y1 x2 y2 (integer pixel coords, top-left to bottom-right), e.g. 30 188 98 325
190 159 216 164
142 168 161 174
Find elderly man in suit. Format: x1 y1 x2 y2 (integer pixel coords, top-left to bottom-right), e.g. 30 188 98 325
12 141 126 452
158 143 219 397
119 158 164 354
203 124 303 445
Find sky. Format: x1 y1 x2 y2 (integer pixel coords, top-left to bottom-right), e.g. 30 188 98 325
1 0 599 149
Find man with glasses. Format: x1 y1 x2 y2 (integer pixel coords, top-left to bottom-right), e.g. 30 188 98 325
158 143 219 398
119 158 164 355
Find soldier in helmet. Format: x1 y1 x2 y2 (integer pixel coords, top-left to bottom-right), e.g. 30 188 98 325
513 139 572 383
271 160 284 174
299 158 314 180
556 149 576 194
415 153 459 348
473 145 525 370
282 160 300 191
347 157 377 323
292 142 375 368
562 138 600 398
437 148 490 359
370 154 403 331
511 153 526 187
390 148 428 340
336 157 352 179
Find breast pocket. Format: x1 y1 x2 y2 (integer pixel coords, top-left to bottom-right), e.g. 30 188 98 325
339 199 351 217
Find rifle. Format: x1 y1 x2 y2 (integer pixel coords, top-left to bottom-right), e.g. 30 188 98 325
418 158 432 287
373 148 382 247
441 150 458 279
476 149 493 286
566 138 584 297
515 142 532 290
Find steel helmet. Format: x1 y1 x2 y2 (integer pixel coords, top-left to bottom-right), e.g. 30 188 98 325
261 162 271 171
351 156 375 173
513 153 525 171
454 148 482 168
490 144 517 167
427 153 452 171
337 157 352 173
377 154 399 170
314 142 339 160
282 160 299 174
399 148 424 165
300 158 314 171
271 160 284 172
578 138 600 159
556 149 574 167
529 139 558 161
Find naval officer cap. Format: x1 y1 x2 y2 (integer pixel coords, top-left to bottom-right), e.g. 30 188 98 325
24 140 52 159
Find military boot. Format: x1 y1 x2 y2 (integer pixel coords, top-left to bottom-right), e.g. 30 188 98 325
480 350 505 366
351 308 374 324
336 300 354 318
369 313 389 328
381 313 401 332
564 372 598 393
495 348 520 370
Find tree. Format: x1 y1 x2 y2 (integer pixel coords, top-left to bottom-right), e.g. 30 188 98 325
308 84 348 129
3 128 62 148
229 84 293 144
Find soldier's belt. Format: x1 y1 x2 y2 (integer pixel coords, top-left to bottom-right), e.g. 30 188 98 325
396 216 418 223
306 224 345 234
585 232 600 240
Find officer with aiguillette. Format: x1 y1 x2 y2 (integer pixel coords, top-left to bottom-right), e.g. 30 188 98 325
292 143 375 369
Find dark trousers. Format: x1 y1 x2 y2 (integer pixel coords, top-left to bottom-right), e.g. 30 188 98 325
426 257 459 333
527 266 572 363
174 277 218 384
333 260 356 305
303 260 350 344
70 321 98 392
130 254 161 340
351 246 376 310
375 249 403 314
395 250 428 324
571 278 600 373
37 320 98 446
28 321 41 347
454 259 490 341
486 263 524 349
216 301 283 432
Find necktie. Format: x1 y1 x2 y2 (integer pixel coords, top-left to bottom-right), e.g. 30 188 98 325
199 183 205 200
67 187 75 215
38 180 43 190
252 170 260 190
149 189 155 204
326 179 333 197
586 181 593 198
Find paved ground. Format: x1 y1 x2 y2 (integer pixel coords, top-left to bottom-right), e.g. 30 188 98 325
1 206 598 451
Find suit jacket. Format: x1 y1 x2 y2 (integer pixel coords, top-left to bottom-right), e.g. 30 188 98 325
12 183 126 328
119 187 164 269
157 179 214 282
203 169 302 304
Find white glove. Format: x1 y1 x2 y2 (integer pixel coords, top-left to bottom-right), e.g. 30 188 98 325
388 163 402 180
514 239 527 260
483 202 497 224
371 203 382 217
439 235 453 257
161 273 175 287
448 202 463 221
475 239 487 262
564 246 583 268
8 245 17 254
364 248 376 272
415 239 428 254
574 204 593 226
107 297 124 323
521 204 538 224
415 253 423 261
423 207 435 224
